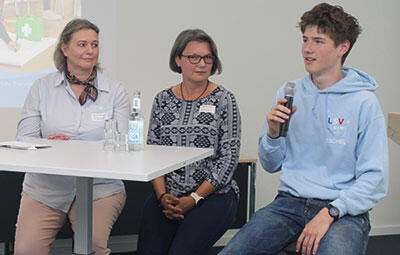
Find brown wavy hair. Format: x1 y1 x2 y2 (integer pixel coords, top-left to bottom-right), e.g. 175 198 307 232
299 3 362 64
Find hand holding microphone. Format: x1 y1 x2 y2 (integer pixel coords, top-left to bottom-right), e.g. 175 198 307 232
266 82 297 138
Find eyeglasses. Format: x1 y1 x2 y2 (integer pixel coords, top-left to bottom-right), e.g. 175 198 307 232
181 54 215 64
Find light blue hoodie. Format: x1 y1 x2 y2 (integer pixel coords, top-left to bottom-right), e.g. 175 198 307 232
258 67 388 217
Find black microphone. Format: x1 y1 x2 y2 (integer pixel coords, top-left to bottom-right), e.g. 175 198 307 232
279 82 296 137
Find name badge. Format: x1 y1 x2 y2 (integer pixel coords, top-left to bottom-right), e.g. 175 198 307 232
92 112 108 121
199 104 215 114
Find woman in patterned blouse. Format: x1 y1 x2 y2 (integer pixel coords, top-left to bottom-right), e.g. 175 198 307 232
137 29 241 255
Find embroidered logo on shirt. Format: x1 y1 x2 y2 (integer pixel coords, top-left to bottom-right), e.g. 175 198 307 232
326 114 346 144
327 116 345 131
326 138 346 145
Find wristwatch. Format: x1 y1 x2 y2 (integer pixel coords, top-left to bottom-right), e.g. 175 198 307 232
190 192 204 206
326 204 339 221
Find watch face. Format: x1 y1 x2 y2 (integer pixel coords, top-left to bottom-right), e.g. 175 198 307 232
197 198 204 206
190 192 204 206
329 207 339 217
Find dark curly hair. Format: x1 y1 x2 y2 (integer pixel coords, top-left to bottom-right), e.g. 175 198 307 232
299 3 362 64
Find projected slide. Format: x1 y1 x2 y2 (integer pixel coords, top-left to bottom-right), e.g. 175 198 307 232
1 32 56 66
0 0 81 108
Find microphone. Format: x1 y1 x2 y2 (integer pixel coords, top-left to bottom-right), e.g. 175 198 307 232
279 82 296 137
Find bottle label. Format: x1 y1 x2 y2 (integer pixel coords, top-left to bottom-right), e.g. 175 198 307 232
133 98 141 110
128 120 144 144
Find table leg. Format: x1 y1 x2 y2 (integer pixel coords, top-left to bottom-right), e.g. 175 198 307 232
249 162 256 218
75 177 95 255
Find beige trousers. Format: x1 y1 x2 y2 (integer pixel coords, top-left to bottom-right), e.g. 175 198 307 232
14 191 126 255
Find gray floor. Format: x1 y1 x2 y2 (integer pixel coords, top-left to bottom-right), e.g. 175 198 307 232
111 234 400 255
365 235 400 255
1 234 398 254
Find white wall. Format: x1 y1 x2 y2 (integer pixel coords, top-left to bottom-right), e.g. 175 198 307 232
108 0 400 235
1 0 397 235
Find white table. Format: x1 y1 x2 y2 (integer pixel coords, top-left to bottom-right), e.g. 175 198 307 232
0 139 213 254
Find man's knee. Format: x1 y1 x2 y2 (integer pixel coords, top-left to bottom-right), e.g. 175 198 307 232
318 214 370 255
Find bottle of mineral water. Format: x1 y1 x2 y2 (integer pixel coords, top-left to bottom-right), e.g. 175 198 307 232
128 90 144 151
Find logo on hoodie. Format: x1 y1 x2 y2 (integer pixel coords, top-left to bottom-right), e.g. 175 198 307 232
327 116 345 131
326 115 347 145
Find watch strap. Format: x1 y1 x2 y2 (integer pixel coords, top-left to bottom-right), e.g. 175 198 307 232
190 192 204 206
326 204 339 221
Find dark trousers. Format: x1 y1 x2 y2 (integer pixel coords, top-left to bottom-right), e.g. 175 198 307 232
137 189 238 255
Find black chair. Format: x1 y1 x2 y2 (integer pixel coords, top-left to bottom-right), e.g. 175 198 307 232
0 172 24 254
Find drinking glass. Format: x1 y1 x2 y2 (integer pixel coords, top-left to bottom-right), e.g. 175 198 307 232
114 132 128 152
103 119 118 151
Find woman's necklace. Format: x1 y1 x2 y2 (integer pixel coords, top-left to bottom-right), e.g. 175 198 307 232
180 80 209 101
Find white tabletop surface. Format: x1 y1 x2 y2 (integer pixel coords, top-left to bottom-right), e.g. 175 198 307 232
0 139 214 182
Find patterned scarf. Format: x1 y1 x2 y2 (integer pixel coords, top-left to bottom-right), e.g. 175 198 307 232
65 69 98 105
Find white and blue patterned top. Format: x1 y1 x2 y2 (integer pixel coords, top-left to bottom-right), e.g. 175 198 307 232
17 71 130 213
147 85 241 198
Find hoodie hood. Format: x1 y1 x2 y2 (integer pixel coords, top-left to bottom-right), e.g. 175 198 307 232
304 66 379 94
299 66 379 120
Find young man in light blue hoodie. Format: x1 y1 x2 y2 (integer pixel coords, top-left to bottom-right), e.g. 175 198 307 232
220 3 388 255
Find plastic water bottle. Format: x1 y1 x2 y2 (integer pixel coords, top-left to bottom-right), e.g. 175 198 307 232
128 90 144 151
